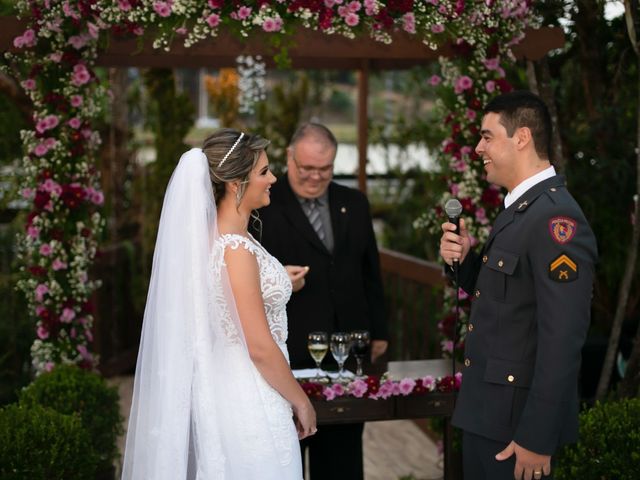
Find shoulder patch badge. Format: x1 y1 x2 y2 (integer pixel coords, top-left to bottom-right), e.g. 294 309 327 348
549 253 578 282
549 217 577 244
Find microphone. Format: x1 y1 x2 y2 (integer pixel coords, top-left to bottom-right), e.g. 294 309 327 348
444 198 463 266
444 197 463 234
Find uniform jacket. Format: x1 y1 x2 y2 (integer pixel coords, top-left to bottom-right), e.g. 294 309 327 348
451 175 597 455
255 177 388 368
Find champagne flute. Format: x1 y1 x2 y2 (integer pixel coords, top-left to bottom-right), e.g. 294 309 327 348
350 330 370 378
330 332 351 382
307 331 328 381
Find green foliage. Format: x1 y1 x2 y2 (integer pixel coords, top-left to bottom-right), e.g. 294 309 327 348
0 403 97 480
20 365 123 473
555 398 640 480
0 0 17 15
253 72 309 174
541 6 639 332
0 92 26 166
0 216 32 406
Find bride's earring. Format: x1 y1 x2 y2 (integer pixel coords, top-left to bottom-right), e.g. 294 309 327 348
235 185 242 207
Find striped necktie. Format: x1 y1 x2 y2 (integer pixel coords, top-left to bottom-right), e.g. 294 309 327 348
305 199 325 242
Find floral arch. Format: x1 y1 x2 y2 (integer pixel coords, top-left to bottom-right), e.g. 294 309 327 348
4 0 540 373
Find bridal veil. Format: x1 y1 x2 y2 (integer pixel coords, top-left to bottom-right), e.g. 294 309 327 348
121 148 290 479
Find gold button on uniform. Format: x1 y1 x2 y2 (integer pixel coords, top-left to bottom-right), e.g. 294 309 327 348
482 255 488 263
507 375 515 383
464 358 471 367
474 290 480 298
468 323 474 332
498 260 504 268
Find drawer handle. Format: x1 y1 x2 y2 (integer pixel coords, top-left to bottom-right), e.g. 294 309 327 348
330 406 350 414
429 400 442 408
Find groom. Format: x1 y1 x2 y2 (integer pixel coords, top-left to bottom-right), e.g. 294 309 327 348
256 122 388 479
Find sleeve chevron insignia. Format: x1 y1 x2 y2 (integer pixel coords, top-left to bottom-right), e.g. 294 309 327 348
549 253 578 282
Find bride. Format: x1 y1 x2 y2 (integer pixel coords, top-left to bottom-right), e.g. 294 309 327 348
121 129 316 479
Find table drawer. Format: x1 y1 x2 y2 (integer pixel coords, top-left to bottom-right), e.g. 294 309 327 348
395 394 455 418
313 397 394 425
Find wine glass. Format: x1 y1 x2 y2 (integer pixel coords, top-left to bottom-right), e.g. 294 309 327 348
330 332 351 382
350 330 370 378
307 331 328 381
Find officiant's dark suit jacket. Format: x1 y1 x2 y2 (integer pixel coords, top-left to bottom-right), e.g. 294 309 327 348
450 175 597 456
256 176 388 368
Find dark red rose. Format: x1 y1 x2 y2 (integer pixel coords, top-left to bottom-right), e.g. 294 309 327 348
495 78 513 93
454 0 465 16
469 97 482 110
81 227 92 237
436 376 456 392
50 228 64 241
29 265 47 277
61 184 85 209
34 190 51 210
460 197 476 214
81 301 95 314
481 186 503 208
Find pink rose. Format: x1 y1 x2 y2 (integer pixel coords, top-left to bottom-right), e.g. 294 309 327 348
206 13 221 28
52 258 67 271
237 6 251 20
323 386 336 400
421 375 435 391
118 0 132 11
34 143 49 157
22 79 36 91
35 284 49 302
91 190 104 206
484 57 500 70
348 1 361 12
71 64 91 86
22 188 34 199
68 34 88 49
429 75 442 86
398 378 416 396
466 109 477 121
70 328 77 338
49 52 63 63
153 1 172 17
454 75 473 94
441 339 453 353
68 117 82 129
344 12 359 26
60 307 76 323
39 243 53 256
85 329 93 342
450 183 460 197
262 17 283 32
485 80 496 93
77 344 92 361
331 383 346 396
27 225 39 239
325 0 338 7
37 325 49 340
87 22 99 39
70 95 83 107
431 24 445 33
44 362 55 372
63 2 80 20
349 379 368 398
402 13 416 34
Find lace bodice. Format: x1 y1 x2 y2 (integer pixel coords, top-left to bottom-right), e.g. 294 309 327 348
210 233 292 347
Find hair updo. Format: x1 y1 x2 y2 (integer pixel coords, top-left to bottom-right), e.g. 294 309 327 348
202 128 270 205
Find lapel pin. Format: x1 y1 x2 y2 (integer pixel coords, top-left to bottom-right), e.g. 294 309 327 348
518 200 528 210
341 207 346 213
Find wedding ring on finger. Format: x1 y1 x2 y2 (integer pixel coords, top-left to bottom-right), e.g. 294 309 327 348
533 470 542 479
311 428 318 434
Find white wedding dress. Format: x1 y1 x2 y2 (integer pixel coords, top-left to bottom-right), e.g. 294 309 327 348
121 149 302 480
205 233 302 479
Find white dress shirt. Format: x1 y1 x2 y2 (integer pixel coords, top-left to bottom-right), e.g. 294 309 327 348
504 166 556 209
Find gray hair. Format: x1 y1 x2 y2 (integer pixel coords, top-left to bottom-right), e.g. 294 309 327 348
202 128 270 205
289 122 338 152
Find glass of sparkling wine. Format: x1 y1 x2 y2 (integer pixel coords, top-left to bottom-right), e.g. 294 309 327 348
308 331 328 381
330 332 352 382
350 330 370 378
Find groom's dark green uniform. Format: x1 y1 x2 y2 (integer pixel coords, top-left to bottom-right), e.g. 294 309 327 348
450 175 597 477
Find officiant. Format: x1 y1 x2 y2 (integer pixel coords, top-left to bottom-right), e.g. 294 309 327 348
254 122 388 479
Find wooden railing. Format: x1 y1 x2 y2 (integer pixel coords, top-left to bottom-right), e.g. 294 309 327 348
379 248 445 361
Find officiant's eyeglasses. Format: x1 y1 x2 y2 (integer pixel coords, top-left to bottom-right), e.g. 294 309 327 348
290 152 334 179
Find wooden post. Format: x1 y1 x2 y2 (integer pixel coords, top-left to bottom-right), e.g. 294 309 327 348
357 59 369 194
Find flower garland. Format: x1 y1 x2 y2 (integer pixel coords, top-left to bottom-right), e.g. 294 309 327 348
301 372 461 401
5 0 534 374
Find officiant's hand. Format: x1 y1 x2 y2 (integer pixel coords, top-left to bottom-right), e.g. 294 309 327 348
285 265 309 292
293 399 317 440
371 340 388 362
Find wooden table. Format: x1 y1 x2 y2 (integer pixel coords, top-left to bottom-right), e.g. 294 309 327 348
307 359 458 480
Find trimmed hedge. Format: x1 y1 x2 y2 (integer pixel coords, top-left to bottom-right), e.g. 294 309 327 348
19 365 123 474
0 403 97 480
555 398 640 480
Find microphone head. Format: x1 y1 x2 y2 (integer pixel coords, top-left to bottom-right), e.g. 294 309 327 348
444 198 463 218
